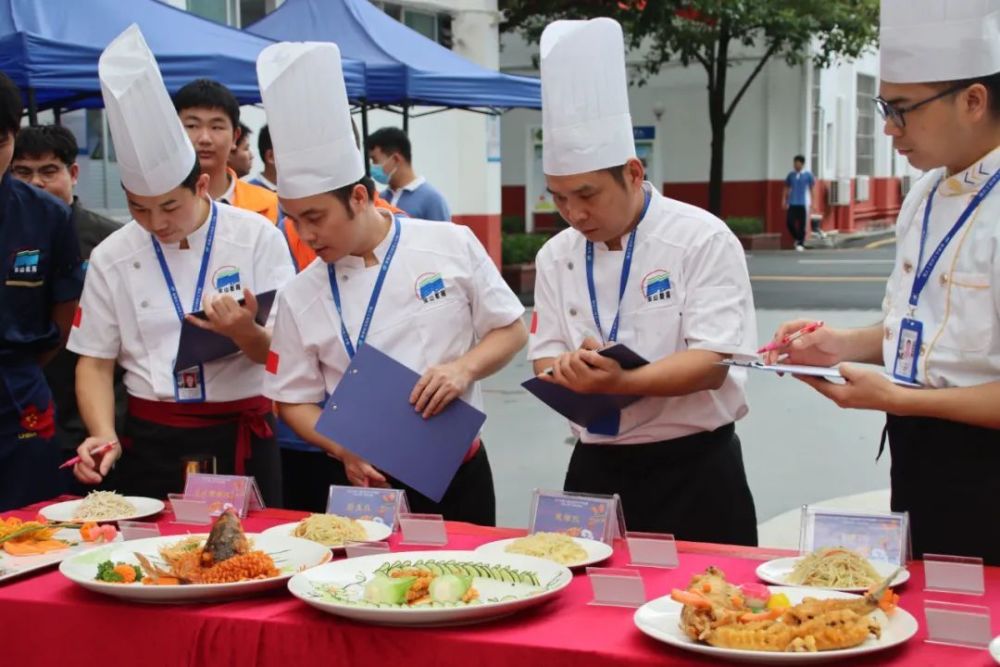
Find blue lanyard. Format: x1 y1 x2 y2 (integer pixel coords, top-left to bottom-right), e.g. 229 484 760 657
151 201 219 322
328 216 402 358
585 188 652 343
910 169 1000 308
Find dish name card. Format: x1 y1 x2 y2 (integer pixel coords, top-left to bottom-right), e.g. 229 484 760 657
586 567 646 607
923 554 985 595
529 490 625 545
399 513 447 546
799 506 909 565
182 473 264 518
626 531 678 568
924 600 992 649
326 486 408 532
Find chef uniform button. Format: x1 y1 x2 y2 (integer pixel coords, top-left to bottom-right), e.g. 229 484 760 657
902 260 913 273
133 261 141 270
884 326 892 340
940 273 949 285
567 261 574 270
140 300 149 308
569 308 578 317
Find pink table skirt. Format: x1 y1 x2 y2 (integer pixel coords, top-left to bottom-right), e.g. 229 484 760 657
1 498 997 667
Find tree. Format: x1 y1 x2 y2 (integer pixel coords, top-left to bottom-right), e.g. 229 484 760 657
501 0 879 215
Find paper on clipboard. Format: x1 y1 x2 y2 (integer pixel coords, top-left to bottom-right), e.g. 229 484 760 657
173 289 277 372
719 359 843 380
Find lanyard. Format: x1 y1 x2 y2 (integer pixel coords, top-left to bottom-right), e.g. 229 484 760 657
910 168 1000 309
585 188 652 344
328 216 402 358
151 201 219 322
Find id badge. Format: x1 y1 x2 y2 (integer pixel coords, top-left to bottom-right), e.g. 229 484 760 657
175 364 206 403
892 318 922 384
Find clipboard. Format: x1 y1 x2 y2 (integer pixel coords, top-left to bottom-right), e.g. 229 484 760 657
172 289 277 372
720 360 922 388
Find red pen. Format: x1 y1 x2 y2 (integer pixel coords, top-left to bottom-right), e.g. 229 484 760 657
757 321 824 354
58 441 117 470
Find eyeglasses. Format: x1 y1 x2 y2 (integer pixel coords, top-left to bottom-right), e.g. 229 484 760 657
873 83 967 128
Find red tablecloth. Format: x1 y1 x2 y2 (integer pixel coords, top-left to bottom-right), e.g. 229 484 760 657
1 499 997 667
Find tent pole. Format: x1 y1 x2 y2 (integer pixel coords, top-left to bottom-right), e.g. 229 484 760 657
53 108 62 125
402 104 409 134
27 88 38 126
361 101 370 177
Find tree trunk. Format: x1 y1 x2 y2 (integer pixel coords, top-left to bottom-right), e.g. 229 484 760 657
706 26 730 216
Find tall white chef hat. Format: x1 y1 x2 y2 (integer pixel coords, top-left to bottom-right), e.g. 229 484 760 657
541 17 636 176
880 0 1000 84
256 41 364 199
99 24 196 197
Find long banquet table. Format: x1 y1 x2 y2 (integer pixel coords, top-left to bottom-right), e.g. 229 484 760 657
2 498 997 666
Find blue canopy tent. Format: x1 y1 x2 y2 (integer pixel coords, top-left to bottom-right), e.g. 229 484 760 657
0 0 367 120
246 0 540 136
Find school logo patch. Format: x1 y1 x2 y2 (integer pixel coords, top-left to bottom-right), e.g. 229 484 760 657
213 266 241 294
6 249 44 287
641 270 672 302
414 272 447 303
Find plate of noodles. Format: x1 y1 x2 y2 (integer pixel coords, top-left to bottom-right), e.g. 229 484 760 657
261 514 392 548
59 509 331 603
756 547 909 592
474 532 613 568
289 550 572 625
40 491 165 523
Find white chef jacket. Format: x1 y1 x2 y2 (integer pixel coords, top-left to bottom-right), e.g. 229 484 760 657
528 183 757 444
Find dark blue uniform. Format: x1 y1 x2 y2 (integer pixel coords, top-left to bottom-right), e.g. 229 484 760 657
0 172 83 510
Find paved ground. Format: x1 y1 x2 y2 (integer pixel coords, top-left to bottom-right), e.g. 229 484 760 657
748 247 895 309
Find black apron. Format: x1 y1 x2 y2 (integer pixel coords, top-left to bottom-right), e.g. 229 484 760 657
882 414 1000 565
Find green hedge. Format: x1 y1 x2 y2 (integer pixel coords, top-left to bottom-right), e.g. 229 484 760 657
725 216 764 236
502 233 549 265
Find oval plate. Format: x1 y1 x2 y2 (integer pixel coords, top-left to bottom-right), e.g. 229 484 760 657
40 496 165 523
473 536 612 569
261 519 392 548
756 557 909 592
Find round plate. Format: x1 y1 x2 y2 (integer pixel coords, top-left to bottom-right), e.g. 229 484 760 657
288 549 572 626
59 533 331 603
40 496 165 523
756 557 910 592
989 635 1000 664
260 519 392 548
634 586 918 664
473 536 612 569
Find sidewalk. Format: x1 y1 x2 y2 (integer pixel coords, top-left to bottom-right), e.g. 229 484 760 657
806 226 896 250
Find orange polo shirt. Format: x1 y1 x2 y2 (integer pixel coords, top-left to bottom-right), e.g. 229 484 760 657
227 167 280 224
281 194 406 272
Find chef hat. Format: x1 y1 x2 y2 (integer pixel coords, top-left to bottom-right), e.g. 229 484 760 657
880 0 1000 84
99 24 196 197
541 18 636 176
257 41 364 199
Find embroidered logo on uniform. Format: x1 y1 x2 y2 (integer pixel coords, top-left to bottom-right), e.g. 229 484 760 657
265 350 280 375
6 249 44 287
213 266 242 294
641 270 672 302
415 272 447 303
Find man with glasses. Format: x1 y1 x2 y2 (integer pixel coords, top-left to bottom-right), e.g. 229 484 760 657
766 0 1000 564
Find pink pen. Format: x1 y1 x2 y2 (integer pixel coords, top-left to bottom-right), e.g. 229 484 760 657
757 321 824 355
58 441 117 469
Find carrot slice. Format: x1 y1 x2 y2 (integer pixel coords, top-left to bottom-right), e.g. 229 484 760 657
671 589 713 609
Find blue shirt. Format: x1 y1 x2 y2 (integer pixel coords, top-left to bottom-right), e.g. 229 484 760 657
785 170 815 207
382 178 451 221
0 173 83 359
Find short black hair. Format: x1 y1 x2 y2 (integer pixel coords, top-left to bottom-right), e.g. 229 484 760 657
179 158 202 192
173 79 240 131
940 71 1000 117
602 164 627 188
14 125 78 165
329 176 376 211
366 126 411 163
793 155 806 164
257 124 271 158
237 123 252 145
0 72 22 137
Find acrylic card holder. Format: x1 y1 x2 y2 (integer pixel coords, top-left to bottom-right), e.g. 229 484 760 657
923 601 992 649
586 567 646 607
398 513 447 546
923 554 985 595
326 485 409 532
799 506 909 565
167 493 212 525
118 520 161 541
626 531 678 568
345 541 391 559
182 473 264 518
529 489 626 545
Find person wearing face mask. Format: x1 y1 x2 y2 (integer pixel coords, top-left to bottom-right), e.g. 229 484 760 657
259 41 527 524
67 25 295 504
528 18 758 545
765 0 1000 564
366 127 451 222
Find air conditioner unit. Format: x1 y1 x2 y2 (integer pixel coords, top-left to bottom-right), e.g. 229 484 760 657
827 178 852 206
900 174 913 197
855 175 871 203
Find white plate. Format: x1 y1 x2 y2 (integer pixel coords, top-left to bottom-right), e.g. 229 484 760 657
0 528 121 584
989 635 1000 664
260 518 392 548
474 536 613 569
634 586 918 664
756 557 910 592
59 532 331 603
40 496 165 523
288 549 572 626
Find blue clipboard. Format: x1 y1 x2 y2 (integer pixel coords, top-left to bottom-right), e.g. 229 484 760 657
314 344 486 503
522 343 649 428
172 289 276 372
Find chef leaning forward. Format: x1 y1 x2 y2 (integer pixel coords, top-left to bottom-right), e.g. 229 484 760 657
767 0 1000 564
258 41 527 526
68 25 295 505
528 18 759 545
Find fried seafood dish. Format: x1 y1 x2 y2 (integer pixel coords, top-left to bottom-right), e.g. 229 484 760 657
670 566 900 653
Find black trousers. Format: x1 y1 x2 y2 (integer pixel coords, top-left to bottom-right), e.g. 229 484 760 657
885 414 1000 564
282 444 497 526
564 423 758 546
102 412 283 508
786 205 807 244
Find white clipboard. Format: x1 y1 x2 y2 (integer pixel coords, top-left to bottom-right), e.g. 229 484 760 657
719 360 922 387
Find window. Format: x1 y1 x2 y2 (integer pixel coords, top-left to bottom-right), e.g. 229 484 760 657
186 0 272 27
375 2 453 49
810 66 822 177
855 73 876 176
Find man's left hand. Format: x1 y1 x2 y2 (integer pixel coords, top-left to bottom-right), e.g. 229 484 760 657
410 360 474 419
541 348 626 395
796 363 900 412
